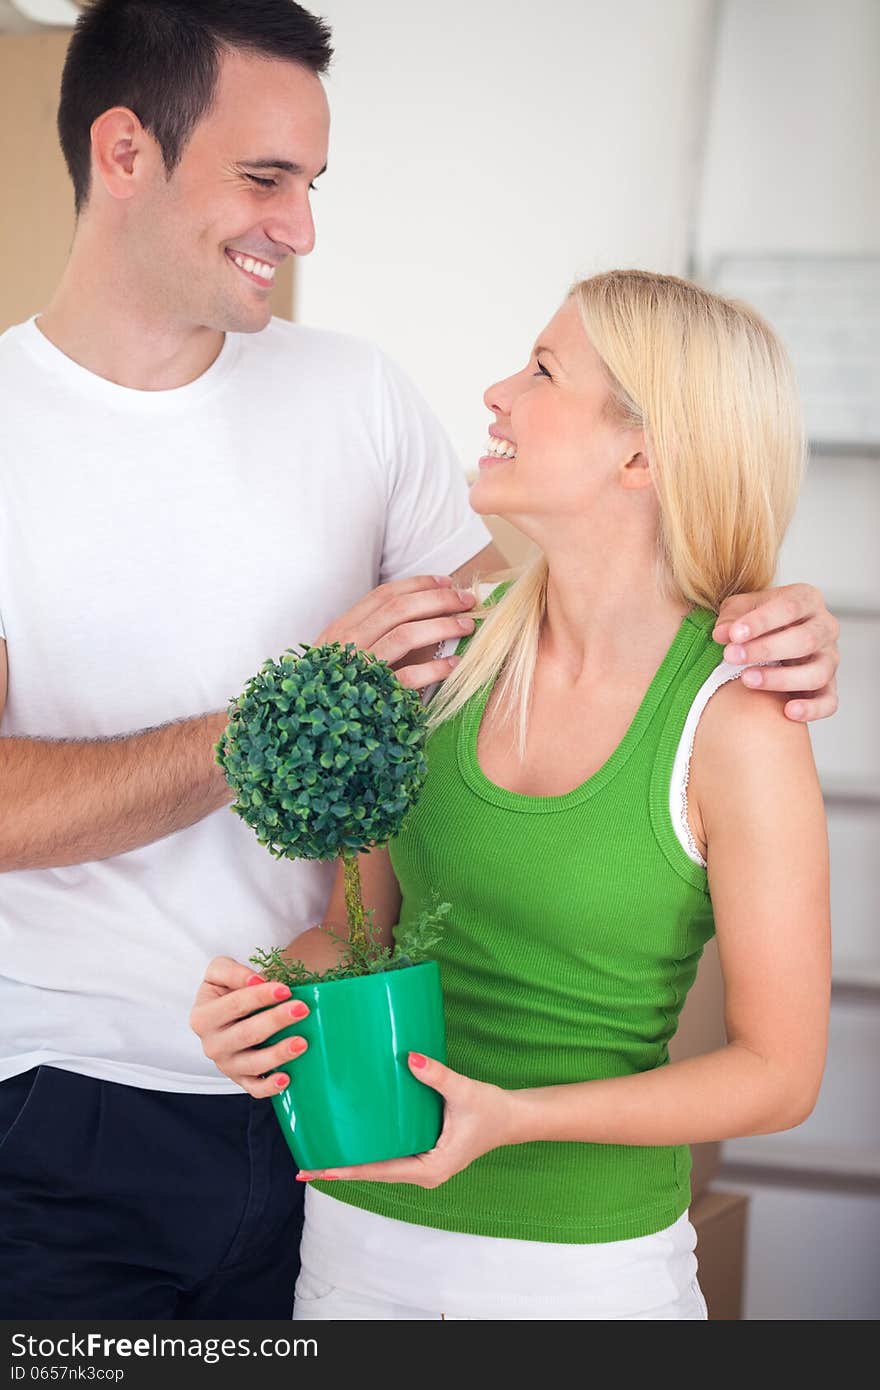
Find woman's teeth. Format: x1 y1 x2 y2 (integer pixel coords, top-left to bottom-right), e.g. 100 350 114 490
485 436 517 459
230 252 276 281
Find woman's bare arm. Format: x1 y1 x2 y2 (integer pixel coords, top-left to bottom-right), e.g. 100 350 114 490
507 678 831 1145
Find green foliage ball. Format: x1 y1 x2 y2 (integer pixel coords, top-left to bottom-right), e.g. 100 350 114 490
216 642 429 860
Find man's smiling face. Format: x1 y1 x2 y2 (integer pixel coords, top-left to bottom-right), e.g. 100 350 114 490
134 48 330 334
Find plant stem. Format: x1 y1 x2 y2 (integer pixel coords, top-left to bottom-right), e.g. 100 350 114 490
342 850 368 953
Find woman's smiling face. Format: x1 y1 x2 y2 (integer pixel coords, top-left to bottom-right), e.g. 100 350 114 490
470 297 649 533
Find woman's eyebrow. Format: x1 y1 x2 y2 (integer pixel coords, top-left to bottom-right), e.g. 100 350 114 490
533 344 563 365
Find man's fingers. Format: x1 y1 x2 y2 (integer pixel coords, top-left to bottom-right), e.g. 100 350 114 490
316 574 460 646
336 573 454 626
723 617 828 667
740 656 837 694
351 587 476 655
784 687 839 723
395 653 461 692
355 573 456 622
714 584 821 646
373 614 474 667
713 592 762 638
320 585 475 653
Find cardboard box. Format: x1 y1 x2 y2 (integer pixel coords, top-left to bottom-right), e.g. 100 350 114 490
690 1190 750 1320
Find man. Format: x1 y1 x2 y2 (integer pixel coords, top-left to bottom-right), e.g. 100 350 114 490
0 0 838 1319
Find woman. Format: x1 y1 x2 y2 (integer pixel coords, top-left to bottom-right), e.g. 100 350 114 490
193 270 830 1319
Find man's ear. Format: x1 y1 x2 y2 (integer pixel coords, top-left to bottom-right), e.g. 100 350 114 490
90 107 158 202
620 449 653 491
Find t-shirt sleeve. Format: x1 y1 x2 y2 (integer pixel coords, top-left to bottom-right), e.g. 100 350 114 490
375 351 492 582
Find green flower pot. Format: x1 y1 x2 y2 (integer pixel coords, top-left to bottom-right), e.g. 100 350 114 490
268 960 446 1171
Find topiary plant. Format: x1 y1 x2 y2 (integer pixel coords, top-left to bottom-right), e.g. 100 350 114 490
216 641 445 984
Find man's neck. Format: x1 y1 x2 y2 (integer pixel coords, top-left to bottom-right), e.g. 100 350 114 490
37 265 225 393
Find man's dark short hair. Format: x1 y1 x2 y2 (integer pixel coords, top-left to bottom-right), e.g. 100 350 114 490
58 0 333 215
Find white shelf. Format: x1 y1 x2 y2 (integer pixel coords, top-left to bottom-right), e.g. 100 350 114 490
832 961 880 989
720 1137 880 1185
826 604 880 622
821 779 880 810
831 976 880 1004
809 441 880 459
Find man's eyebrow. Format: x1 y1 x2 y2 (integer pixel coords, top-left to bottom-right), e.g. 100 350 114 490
241 158 328 178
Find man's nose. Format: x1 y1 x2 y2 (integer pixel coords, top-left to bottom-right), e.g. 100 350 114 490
265 189 316 259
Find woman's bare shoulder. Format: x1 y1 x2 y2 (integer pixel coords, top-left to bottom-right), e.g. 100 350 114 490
687 674 817 851
700 671 808 745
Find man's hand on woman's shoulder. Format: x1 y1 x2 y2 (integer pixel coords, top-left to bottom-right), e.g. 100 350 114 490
712 583 839 722
315 573 476 690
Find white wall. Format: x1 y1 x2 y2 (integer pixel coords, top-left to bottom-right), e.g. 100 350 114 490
299 0 715 468
696 0 880 265
695 0 880 1323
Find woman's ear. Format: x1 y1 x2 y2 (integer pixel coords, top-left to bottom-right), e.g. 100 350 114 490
620 449 653 492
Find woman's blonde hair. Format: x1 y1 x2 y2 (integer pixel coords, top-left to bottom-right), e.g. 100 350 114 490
428 268 805 753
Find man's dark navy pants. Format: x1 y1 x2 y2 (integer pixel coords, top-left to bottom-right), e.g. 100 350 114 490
0 1066 305 1318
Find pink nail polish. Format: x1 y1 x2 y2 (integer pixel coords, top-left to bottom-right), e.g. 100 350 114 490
272 984 291 1001
409 1052 427 1069
273 1074 289 1089
246 975 264 987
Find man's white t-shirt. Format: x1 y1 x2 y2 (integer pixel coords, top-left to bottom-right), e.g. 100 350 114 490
0 316 490 1093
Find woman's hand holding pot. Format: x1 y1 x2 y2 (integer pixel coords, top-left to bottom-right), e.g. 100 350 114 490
190 955 310 1099
296 1052 519 1187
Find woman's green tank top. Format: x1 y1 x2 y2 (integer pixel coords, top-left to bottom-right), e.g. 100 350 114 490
318 600 724 1242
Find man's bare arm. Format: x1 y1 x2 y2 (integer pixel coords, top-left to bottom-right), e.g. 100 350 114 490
0 573 487 872
0 686 231 872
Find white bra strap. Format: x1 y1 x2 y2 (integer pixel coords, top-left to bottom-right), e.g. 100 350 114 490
669 661 747 867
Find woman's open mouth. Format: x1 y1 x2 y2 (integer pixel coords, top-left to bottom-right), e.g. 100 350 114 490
479 435 517 468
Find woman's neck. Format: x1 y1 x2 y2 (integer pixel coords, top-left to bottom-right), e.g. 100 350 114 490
539 538 690 685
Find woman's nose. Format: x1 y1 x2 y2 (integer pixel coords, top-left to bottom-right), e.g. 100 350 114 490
483 374 514 416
